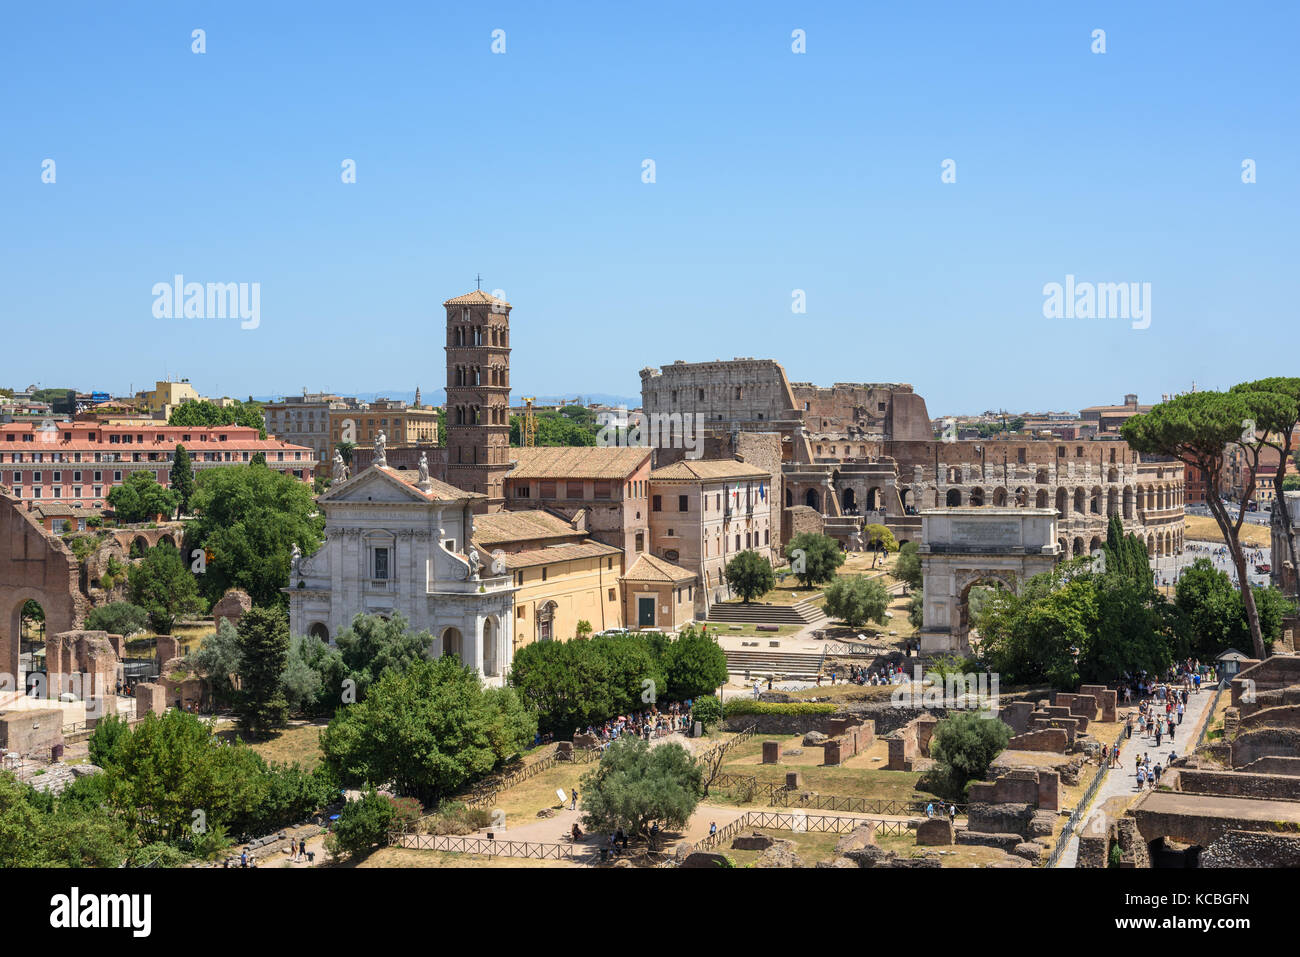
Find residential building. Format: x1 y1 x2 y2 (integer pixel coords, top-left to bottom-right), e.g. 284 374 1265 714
471 509 623 647
502 446 653 558
0 421 314 510
647 458 775 616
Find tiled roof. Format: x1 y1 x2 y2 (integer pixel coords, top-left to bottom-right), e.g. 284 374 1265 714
443 289 510 307
621 554 696 583
490 541 622 570
649 459 771 481
471 509 580 545
385 468 483 501
507 446 651 480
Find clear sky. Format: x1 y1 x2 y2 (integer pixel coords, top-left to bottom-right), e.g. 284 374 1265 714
2 1 1296 415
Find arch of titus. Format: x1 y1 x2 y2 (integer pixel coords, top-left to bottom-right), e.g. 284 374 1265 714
919 507 1061 654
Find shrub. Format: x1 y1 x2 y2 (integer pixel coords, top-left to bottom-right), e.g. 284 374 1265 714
722 699 837 717
425 802 492 835
691 694 723 729
928 712 1013 787
325 789 394 859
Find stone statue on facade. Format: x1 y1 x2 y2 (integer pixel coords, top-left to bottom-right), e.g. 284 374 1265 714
468 547 481 580
374 429 387 468
290 542 302 575
332 448 348 483
417 451 431 489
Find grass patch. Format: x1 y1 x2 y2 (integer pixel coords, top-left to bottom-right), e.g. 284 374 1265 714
219 721 326 771
1184 515 1271 549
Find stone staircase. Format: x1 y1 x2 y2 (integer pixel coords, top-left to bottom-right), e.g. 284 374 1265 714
723 647 826 680
707 596 827 626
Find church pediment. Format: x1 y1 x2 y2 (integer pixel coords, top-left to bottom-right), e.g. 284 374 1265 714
319 466 432 505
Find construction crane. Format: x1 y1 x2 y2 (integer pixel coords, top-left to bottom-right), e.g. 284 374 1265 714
522 396 537 447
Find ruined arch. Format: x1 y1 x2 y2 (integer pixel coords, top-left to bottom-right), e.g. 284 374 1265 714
946 488 962 507
993 487 1008 507
1107 488 1119 517
804 488 821 511
1056 488 1068 518
969 487 985 507
842 486 857 512
1073 536 1086 557
1073 488 1086 515
1036 489 1049 509
1090 486 1103 515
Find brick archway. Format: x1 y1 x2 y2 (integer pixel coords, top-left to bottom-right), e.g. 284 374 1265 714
0 495 87 686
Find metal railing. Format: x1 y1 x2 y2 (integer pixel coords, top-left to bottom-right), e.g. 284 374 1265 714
1195 682 1227 750
1046 723 1127 869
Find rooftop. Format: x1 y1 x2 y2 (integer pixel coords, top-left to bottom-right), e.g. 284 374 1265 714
506 446 651 481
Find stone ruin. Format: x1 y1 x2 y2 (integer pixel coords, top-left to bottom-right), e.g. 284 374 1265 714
999 686 1116 753
956 768 1061 863
212 588 253 630
43 629 123 717
885 713 938 770
1078 656 1300 868
820 716 876 766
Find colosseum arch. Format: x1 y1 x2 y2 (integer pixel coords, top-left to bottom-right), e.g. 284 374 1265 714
1035 489 1049 509
946 488 962 507
969 488 985 507
1090 486 1103 515
993 487 1008 507
1107 488 1119 517
1072 536 1086 557
1056 488 1068 518
1074 488 1086 514
1108 466 1119 484
1123 487 1135 519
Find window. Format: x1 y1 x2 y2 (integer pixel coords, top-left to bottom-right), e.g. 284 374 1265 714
517 606 525 619
515 485 531 498
652 495 662 512
607 588 616 601
541 566 548 581
678 494 688 512
593 481 611 500
373 547 390 580
539 481 556 498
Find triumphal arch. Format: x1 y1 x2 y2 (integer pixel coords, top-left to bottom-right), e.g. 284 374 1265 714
918 507 1061 654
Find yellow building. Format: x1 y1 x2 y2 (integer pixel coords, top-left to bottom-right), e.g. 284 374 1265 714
328 399 439 463
471 510 623 650
138 379 202 417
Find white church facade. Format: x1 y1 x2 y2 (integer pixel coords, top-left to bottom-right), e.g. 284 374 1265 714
286 459 517 685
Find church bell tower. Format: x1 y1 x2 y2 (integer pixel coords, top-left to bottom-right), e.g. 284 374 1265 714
444 286 512 512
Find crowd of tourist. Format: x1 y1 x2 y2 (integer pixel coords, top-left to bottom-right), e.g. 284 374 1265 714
579 701 695 746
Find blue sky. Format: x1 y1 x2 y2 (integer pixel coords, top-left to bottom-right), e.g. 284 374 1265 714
2 1 1296 415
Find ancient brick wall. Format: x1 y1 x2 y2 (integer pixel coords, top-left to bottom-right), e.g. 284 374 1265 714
0 493 88 682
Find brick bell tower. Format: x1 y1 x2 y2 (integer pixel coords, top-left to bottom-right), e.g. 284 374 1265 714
444 287 512 512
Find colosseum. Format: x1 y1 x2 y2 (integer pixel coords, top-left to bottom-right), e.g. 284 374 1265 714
640 358 1185 559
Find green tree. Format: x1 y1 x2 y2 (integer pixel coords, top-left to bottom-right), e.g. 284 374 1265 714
1123 389 1298 658
724 550 774 602
87 714 132 768
188 464 324 608
907 591 925 629
928 712 1013 789
691 694 723 729
334 613 432 701
127 542 205 634
84 601 150 637
822 575 891 629
107 471 180 524
579 737 703 839
321 656 536 805
336 441 355 467
785 532 845 587
168 399 267 438
169 444 195 518
283 633 325 715
234 606 291 737
661 625 728 699
325 789 395 860
863 523 898 553
190 617 243 706
1231 378 1300 577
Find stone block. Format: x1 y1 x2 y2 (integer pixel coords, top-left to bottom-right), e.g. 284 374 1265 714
916 818 954 846
134 682 166 719
785 771 802 789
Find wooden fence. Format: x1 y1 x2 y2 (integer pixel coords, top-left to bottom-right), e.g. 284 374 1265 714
696 810 909 850
391 830 577 860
